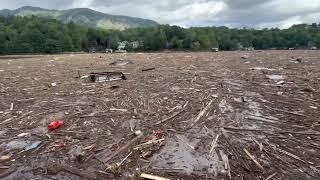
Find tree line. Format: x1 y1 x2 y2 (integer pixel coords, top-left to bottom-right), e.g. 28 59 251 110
1 16 320 54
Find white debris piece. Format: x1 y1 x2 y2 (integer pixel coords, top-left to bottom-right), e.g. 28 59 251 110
17 133 30 137
267 75 286 81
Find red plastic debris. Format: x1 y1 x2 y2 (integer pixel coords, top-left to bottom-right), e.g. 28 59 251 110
48 120 63 131
153 130 162 138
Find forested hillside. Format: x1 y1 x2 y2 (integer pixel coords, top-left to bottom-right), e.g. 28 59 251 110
0 6 159 30
1 16 320 54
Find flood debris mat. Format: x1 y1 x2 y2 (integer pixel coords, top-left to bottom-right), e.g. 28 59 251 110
0 51 320 179
81 72 127 83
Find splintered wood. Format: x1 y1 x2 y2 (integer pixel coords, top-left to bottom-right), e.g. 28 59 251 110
191 99 214 126
140 173 170 180
243 148 264 171
209 134 220 157
104 133 144 164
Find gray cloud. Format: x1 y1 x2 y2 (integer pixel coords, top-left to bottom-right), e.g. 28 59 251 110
1 0 320 29
1 0 76 9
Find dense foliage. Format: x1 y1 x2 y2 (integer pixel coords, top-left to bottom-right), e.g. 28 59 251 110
0 16 89 54
1 16 320 54
0 6 159 30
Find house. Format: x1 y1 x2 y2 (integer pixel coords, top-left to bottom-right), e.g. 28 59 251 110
245 47 255 51
118 41 129 50
211 48 219 52
131 41 140 49
105 49 113 53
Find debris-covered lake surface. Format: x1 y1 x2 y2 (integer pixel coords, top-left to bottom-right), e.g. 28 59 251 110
0 50 320 179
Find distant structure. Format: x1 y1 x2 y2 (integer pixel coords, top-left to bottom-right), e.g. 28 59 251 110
211 48 219 52
89 48 96 53
244 47 255 51
115 41 141 52
115 50 128 53
310 46 317 50
118 41 128 51
131 41 140 49
105 49 113 53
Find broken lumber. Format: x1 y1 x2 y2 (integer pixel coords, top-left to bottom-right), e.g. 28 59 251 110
142 67 156 72
243 148 264 171
116 151 132 167
266 172 277 180
104 133 144 163
176 135 195 150
191 99 214 126
246 115 279 124
134 138 165 150
10 103 13 111
0 167 16 179
155 111 184 125
140 173 170 180
0 166 10 169
224 127 320 136
61 165 97 180
209 134 220 156
265 106 306 117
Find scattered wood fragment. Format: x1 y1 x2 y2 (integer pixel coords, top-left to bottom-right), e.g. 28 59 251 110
252 139 263 151
0 111 33 126
110 108 129 113
265 106 306 117
10 103 13 111
152 167 184 171
266 172 277 180
223 127 270 133
0 166 10 169
115 151 132 167
221 150 231 178
279 149 310 164
246 115 279 124
0 166 16 179
155 111 184 125
243 148 264 171
17 98 34 102
0 116 17 126
0 154 12 162
221 133 250 171
265 141 314 165
83 144 96 151
134 138 165 150
61 165 97 180
209 134 220 156
176 135 195 150
155 101 188 125
142 68 156 72
191 99 214 126
224 127 320 136
140 173 170 180
226 156 231 178
104 133 144 163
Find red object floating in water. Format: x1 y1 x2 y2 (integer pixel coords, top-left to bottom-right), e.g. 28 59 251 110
48 120 63 131
153 130 162 138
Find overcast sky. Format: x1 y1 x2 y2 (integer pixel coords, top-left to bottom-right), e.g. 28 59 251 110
2 0 320 29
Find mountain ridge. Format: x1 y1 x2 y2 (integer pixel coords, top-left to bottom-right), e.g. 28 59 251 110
0 6 159 30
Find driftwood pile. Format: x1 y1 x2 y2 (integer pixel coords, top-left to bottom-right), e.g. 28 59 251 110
0 50 319 179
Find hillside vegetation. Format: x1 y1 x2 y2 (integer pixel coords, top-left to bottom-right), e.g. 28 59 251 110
1 16 320 54
0 6 158 30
